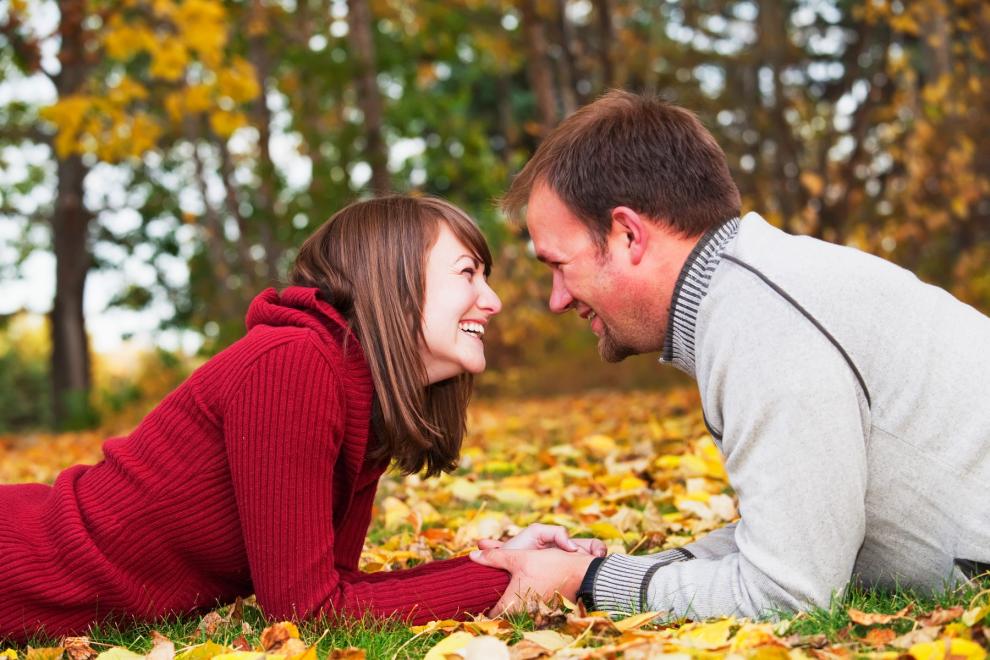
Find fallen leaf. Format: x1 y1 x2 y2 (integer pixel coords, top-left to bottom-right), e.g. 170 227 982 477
919 606 964 626
506 640 552 660
199 612 224 636
520 630 573 651
461 636 510 660
260 622 300 653
908 637 987 660
61 638 96 660
93 649 142 660
861 627 896 647
675 618 735 650
889 626 941 649
463 619 513 637
423 631 474 660
327 649 365 660
408 619 462 635
847 604 913 625
613 611 662 632
963 605 990 627
146 633 174 660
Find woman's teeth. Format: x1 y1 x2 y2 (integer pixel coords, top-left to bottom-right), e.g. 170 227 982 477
459 321 485 337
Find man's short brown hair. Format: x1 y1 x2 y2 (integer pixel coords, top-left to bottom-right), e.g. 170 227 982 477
502 90 741 248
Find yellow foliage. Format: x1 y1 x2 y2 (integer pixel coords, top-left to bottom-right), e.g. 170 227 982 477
175 0 228 67
217 58 261 104
102 15 155 60
208 109 248 138
149 39 189 81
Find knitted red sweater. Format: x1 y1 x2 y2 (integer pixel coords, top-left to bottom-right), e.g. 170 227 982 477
0 287 509 643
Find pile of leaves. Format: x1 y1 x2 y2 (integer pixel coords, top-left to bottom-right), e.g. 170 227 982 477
3 389 989 658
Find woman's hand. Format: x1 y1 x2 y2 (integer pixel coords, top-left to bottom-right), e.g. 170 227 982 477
477 523 607 557
469 547 597 616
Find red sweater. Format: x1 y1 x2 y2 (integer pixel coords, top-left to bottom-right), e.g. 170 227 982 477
0 287 509 643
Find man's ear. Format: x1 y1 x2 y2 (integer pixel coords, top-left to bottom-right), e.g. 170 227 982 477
610 206 648 265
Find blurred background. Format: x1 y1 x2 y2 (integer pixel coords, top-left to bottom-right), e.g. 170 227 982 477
0 0 987 433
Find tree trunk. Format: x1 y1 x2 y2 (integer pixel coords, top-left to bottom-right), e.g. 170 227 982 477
553 0 579 115
50 0 93 428
247 0 283 281
593 0 615 87
519 0 558 134
347 0 390 194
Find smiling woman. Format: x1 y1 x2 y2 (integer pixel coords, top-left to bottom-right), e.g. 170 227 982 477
0 196 509 643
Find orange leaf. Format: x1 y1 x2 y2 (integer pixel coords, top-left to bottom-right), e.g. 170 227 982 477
848 604 914 625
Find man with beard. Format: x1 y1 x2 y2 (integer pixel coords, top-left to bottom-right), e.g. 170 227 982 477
470 90 990 620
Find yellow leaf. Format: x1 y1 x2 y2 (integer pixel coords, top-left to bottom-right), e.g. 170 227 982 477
451 478 481 502
423 631 474 660
613 611 661 632
460 636 509 660
2 651 18 660
520 630 573 651
382 496 411 530
408 619 462 635
210 654 265 660
729 623 780 651
94 650 144 660
588 521 623 540
962 604 990 626
675 618 735 650
493 487 536 507
908 638 986 660
175 642 230 660
580 434 616 457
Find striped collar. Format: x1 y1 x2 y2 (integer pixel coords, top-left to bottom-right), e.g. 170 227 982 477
660 218 740 377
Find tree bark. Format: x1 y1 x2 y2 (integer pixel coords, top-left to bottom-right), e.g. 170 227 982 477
247 0 283 281
50 0 93 428
593 0 615 87
347 0 390 194
519 0 558 134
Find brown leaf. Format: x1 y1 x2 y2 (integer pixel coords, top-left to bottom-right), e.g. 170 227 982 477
328 649 365 660
861 627 896 647
507 640 551 660
146 633 174 660
889 625 941 649
61 637 96 660
198 612 224 636
231 636 251 652
847 604 914 625
918 606 963 626
260 622 300 653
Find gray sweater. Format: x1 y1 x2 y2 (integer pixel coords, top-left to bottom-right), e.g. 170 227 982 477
591 212 990 619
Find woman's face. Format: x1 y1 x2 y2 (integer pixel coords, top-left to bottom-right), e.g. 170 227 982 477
420 223 502 384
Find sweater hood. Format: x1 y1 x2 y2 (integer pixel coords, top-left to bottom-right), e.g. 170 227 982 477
246 286 361 357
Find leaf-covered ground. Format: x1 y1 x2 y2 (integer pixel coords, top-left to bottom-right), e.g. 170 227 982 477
2 389 989 658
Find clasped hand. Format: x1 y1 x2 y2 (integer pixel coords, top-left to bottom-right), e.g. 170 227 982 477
470 523 606 616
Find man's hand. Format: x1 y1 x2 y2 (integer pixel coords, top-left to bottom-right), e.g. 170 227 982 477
469 547 597 616
476 523 607 557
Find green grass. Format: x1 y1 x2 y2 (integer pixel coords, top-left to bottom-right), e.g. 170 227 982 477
6 579 989 658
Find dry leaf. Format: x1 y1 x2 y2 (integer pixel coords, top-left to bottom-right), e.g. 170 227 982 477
847 604 913 625
506 640 552 660
259 622 300 653
889 626 941 649
61 638 96 660
423 631 474 660
26 649 63 660
860 627 896 647
93 649 143 660
613 611 662 632
919 606 964 626
146 633 174 660
461 636 510 660
908 637 987 660
520 630 573 651
199 612 224 636
327 649 365 660
675 618 735 650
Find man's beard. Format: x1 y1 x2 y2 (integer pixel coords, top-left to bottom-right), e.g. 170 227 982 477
597 325 636 363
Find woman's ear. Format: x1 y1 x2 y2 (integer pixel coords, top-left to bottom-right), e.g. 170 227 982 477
610 206 649 265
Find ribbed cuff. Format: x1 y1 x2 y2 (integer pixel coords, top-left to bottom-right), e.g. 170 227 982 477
593 548 694 615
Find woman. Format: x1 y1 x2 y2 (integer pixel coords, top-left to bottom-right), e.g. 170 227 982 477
0 196 520 642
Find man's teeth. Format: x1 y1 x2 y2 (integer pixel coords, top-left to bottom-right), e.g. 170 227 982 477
588 312 597 321
459 321 485 337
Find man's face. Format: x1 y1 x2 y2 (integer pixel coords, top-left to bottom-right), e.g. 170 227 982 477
526 185 658 362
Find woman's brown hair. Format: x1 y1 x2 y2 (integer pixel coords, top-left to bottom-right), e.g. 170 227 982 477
290 195 493 477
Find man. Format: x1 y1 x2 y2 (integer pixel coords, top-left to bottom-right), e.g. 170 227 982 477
470 90 990 620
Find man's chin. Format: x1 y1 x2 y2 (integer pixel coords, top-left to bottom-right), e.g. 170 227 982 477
598 334 636 363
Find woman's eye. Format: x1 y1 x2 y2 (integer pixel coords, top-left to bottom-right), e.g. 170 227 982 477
460 267 476 278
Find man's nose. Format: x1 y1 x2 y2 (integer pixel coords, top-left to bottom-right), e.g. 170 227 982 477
548 272 573 314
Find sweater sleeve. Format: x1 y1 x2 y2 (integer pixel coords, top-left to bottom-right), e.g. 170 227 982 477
224 336 509 623
593 286 870 619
